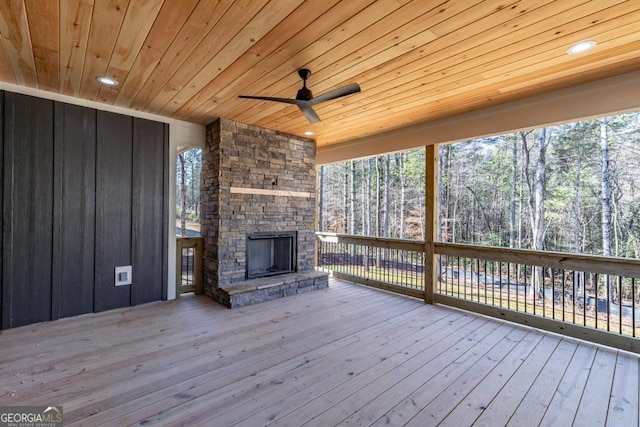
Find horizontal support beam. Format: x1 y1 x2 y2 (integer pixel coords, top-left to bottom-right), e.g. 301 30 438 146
317 71 640 164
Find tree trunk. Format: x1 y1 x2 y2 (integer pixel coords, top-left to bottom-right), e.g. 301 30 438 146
601 117 614 301
361 159 369 271
343 164 348 233
350 160 356 235
533 128 547 252
601 117 612 257
178 153 187 237
375 157 382 266
194 150 200 217
398 153 406 238
375 158 381 237
573 158 584 295
573 158 582 252
366 159 372 238
440 145 452 242
509 136 517 248
318 165 324 232
521 129 548 296
383 157 390 237
190 153 196 212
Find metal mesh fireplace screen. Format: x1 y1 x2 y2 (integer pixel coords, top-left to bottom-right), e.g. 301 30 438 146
246 232 297 279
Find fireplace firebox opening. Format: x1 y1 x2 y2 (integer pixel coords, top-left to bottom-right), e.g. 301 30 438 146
246 232 297 279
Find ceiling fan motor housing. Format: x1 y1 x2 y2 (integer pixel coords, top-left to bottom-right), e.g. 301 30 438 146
296 68 313 100
296 87 313 100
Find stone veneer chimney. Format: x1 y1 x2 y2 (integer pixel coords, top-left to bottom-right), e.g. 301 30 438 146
201 118 328 307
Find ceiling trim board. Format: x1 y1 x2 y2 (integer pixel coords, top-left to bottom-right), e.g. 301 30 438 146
316 70 640 165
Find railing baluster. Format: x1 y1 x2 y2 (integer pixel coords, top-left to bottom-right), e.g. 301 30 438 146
559 268 564 320
493 261 497 305
457 256 461 298
571 269 576 325
499 261 504 309
584 272 588 327
633 278 637 338
618 275 623 335
552 268 556 319
594 273 600 329
519 265 523 313
532 266 536 316
607 274 611 332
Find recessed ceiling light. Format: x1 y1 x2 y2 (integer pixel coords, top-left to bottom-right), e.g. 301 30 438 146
96 76 118 86
567 40 597 55
304 131 314 136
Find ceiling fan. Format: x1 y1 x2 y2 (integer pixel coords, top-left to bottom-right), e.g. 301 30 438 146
238 69 361 123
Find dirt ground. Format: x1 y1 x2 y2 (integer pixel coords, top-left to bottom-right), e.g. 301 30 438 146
176 219 201 236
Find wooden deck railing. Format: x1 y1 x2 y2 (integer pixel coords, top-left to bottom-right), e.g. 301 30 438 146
316 233 425 299
176 237 203 296
316 232 640 353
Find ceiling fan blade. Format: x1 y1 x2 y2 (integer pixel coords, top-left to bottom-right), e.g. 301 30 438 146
238 95 300 105
238 71 360 123
240 94 318 122
298 104 320 123
309 83 361 105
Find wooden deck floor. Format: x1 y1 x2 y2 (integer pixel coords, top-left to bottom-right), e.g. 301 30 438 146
1 278 638 426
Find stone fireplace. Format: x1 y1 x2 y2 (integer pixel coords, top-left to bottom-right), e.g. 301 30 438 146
201 118 328 308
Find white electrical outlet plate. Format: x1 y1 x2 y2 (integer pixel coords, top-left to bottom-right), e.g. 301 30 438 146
115 265 132 286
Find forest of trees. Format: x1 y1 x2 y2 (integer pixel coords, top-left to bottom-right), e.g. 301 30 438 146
318 112 640 259
176 148 202 235
319 149 426 240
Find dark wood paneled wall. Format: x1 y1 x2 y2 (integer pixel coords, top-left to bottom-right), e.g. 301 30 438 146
1 91 168 329
2 93 54 328
0 91 3 326
132 118 168 305
53 102 96 319
95 111 133 312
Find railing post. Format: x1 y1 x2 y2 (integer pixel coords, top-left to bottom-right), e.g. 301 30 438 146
175 237 183 297
195 237 204 295
424 144 438 304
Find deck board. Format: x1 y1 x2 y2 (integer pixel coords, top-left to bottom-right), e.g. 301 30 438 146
0 278 637 426
539 342 599 427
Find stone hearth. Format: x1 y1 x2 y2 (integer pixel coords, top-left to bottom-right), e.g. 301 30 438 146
201 118 328 308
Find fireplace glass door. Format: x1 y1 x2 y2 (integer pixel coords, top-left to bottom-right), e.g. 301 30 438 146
246 232 297 279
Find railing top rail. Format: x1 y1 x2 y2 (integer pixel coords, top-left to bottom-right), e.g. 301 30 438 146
315 232 424 252
316 232 640 277
435 242 640 277
176 236 204 249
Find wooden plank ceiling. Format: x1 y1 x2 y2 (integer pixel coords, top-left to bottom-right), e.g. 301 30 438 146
0 0 639 148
